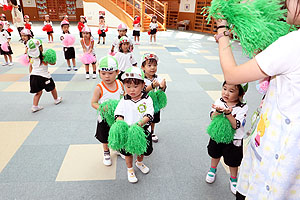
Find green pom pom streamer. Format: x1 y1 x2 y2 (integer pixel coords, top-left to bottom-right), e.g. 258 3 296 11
204 0 296 58
108 120 129 151
125 124 148 156
148 90 160 113
156 89 167 110
207 114 236 144
43 49 56 64
97 99 119 126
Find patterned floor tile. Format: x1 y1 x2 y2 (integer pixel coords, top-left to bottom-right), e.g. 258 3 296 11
185 68 209 75
204 56 219 60
0 74 26 82
176 59 196 64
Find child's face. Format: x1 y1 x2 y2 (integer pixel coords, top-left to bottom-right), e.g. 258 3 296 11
121 42 130 52
221 83 240 103
0 25 3 30
83 32 90 39
142 60 157 77
80 18 85 23
124 81 145 100
62 25 69 33
99 70 118 84
118 30 127 36
45 16 50 21
21 34 29 41
99 18 104 23
25 18 29 22
0 17 4 21
152 18 157 22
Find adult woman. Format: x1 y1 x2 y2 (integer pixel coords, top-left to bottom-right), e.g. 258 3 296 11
9 0 24 40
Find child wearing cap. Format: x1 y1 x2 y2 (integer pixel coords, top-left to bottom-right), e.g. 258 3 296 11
205 81 248 195
110 23 133 54
114 67 154 183
149 15 158 44
97 15 107 45
20 28 33 72
141 53 166 143
27 39 62 113
0 21 13 66
60 20 76 71
114 36 137 80
24 15 34 37
91 56 124 166
0 14 10 35
44 15 53 43
132 15 141 45
78 16 87 38
62 15 69 22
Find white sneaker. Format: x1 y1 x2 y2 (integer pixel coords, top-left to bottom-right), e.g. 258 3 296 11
127 169 138 183
116 151 125 159
152 134 158 143
54 97 62 105
103 153 112 166
135 161 150 174
92 73 97 79
8 62 13 66
32 106 44 113
230 178 237 194
85 74 90 79
206 168 216 184
2 63 8 66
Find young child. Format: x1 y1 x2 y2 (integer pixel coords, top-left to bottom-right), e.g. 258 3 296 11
132 15 141 45
149 15 158 44
141 53 166 143
80 26 97 79
206 81 248 194
0 22 13 66
110 23 133 54
27 39 62 112
0 14 10 34
20 28 32 72
97 16 107 44
60 20 76 71
62 15 69 22
91 56 124 166
24 15 34 37
78 15 87 38
114 36 137 80
114 67 154 183
44 15 53 43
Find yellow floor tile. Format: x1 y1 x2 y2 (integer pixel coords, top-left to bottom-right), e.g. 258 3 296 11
176 59 196 64
204 56 219 60
212 74 224 82
206 91 221 101
95 45 110 49
0 74 26 82
48 67 58 74
3 81 68 92
138 46 165 50
158 74 172 82
56 144 117 181
0 121 38 173
185 68 209 75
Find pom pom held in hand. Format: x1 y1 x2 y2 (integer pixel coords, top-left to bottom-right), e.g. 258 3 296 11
148 90 160 113
7 28 13 33
79 53 96 64
78 22 84 32
42 24 53 32
97 99 119 127
108 120 129 151
207 114 236 144
43 49 56 64
156 89 167 110
62 34 75 47
98 29 102 35
125 124 148 155
25 24 31 30
19 54 30 66
1 42 9 52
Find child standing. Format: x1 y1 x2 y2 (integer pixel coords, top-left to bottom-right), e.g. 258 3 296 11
149 15 158 44
62 15 69 22
205 81 248 195
78 15 87 38
0 14 9 33
132 15 141 45
110 23 133 54
0 22 13 66
114 67 154 183
141 53 166 143
60 20 76 71
20 28 32 72
24 15 34 37
27 39 62 112
114 36 137 80
80 26 97 79
44 15 53 43
91 56 124 166
97 16 107 44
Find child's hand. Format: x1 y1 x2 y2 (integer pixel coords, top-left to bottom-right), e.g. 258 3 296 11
212 104 225 112
160 79 166 89
152 80 160 88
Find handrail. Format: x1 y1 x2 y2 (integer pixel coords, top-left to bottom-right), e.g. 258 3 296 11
153 0 164 7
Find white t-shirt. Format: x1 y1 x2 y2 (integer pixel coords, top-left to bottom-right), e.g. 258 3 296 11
0 29 10 44
30 58 51 78
44 21 53 26
144 74 164 91
112 36 133 52
99 23 106 30
210 98 248 144
255 29 300 120
133 23 141 31
149 22 158 30
114 92 154 126
2 21 9 30
114 52 137 72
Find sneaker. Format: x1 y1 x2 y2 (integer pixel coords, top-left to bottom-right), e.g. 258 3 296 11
67 66 71 71
206 168 217 184
103 152 112 166
73 66 78 71
54 97 62 105
86 74 90 79
152 134 158 143
135 161 150 174
8 62 13 66
2 63 8 66
97 41 100 44
103 42 105 44
116 151 125 159
230 177 237 194
92 73 97 79
127 169 138 183
32 105 43 113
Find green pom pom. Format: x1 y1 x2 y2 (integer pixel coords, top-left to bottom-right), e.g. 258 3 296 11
125 124 148 155
207 114 236 144
148 90 160 113
97 99 119 126
156 90 167 110
43 49 56 64
108 120 129 151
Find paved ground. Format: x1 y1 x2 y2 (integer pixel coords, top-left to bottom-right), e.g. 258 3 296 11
0 22 262 200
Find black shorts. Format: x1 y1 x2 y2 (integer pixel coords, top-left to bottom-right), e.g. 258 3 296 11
95 121 110 143
47 31 54 35
120 127 153 156
79 32 83 38
150 29 157 35
99 31 106 37
133 30 140 36
207 138 243 167
153 111 160 123
0 44 13 55
117 71 125 81
30 75 55 93
63 47 75 60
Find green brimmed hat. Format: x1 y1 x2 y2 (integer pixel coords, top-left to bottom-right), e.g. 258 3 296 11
98 56 118 71
121 67 144 81
241 83 248 93
27 38 42 58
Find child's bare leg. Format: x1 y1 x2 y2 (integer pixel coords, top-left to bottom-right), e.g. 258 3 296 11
48 34 50 42
154 34 156 42
103 143 109 151
103 37 105 43
125 155 133 168
33 91 43 106
66 59 71 66
151 123 155 133
4 55 8 63
211 157 221 168
71 58 76 66
134 36 136 42
137 36 140 42
229 167 238 178
85 64 89 73
150 35 152 42
51 88 58 100
8 55 12 63
92 64 96 72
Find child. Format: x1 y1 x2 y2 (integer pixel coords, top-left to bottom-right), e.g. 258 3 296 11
110 23 133 54
114 36 137 80
62 15 69 22
78 15 87 38
132 15 141 45
97 15 107 44
27 39 62 112
114 67 154 183
91 56 124 166
205 81 248 195
24 15 34 37
0 22 13 66
141 53 166 143
149 15 158 44
80 26 97 79
44 15 53 43
60 20 76 71
20 28 32 72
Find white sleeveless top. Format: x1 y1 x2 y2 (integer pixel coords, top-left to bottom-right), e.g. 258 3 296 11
82 38 94 54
